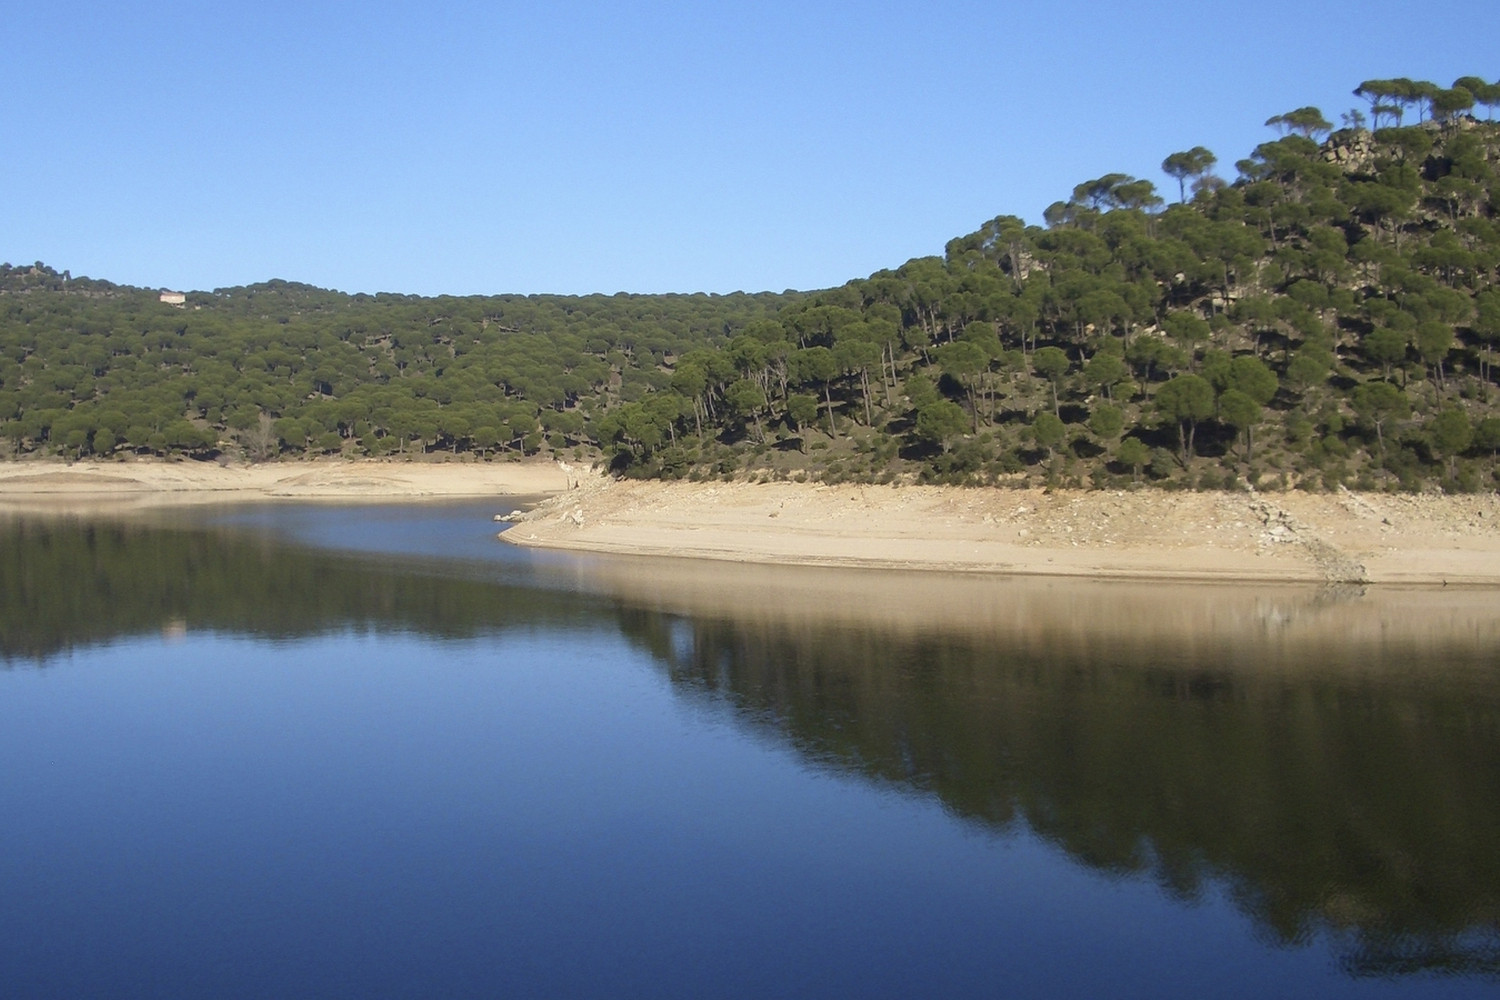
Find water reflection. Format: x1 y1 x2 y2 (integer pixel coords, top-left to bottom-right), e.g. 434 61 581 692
0 514 597 660
3 512 1498 980
610 602 1500 978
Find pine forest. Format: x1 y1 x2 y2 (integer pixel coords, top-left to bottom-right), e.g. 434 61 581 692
5 75 1500 495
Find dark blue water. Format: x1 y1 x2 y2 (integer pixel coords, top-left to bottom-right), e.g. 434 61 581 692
0 502 1495 997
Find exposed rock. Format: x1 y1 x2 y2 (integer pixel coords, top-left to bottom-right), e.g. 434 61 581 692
1322 128 1375 170
1249 496 1368 583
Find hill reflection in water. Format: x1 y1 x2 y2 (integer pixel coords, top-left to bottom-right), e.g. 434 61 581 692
3 512 1497 980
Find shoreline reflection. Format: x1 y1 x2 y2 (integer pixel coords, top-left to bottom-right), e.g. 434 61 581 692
2 511 1497 980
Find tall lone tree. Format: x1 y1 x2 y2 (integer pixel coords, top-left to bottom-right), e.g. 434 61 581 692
1265 106 1333 138
1431 86 1476 124
1161 147 1217 203
1354 80 1402 127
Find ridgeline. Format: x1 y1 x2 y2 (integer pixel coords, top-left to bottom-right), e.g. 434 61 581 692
5 76 1500 493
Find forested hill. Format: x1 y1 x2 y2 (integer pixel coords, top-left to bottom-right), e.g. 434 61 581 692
0 272 799 461
6 74 1500 493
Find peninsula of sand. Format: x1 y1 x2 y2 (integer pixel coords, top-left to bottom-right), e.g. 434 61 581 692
4 458 1498 585
501 471 1500 586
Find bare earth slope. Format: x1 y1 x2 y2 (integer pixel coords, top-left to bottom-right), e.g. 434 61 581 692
502 474 1500 585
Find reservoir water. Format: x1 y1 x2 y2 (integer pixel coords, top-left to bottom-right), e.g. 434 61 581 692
1 500 1497 998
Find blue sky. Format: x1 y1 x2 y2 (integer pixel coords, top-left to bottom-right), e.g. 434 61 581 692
1 1 1491 296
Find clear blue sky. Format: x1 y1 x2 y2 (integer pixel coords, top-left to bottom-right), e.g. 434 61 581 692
1 1 1491 296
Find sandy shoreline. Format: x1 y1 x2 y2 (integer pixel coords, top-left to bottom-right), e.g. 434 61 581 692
501 473 1500 586
5 458 1498 585
0 457 573 514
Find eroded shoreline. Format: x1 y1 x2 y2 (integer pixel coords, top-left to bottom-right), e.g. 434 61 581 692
0 457 572 514
4 458 1497 585
500 473 1500 586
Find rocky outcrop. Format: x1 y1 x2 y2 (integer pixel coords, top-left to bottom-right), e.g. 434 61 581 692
1322 128 1376 170
1248 495 1369 584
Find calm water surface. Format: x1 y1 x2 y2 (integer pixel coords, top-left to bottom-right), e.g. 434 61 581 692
1 501 1497 998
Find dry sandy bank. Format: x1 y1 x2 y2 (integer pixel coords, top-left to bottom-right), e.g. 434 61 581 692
0 457 572 514
6 457 1496 586
502 474 1500 586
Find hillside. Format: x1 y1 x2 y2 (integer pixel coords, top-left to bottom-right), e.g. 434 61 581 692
5 75 1500 494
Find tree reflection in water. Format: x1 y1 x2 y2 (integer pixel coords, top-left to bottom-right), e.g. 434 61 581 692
3 515 1497 979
